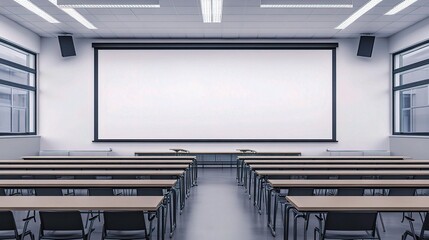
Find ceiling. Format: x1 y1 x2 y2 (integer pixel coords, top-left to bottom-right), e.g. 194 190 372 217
0 0 429 38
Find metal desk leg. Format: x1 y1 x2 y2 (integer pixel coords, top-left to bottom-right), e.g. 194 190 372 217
293 212 306 240
268 189 278 236
284 206 295 240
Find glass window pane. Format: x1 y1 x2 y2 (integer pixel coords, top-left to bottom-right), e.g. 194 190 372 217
412 107 429 132
401 109 411 133
397 43 429 68
12 108 26 133
0 64 35 86
12 89 28 108
0 106 11 132
0 85 12 106
0 42 32 68
401 90 411 109
394 64 429 86
28 91 35 133
412 86 429 107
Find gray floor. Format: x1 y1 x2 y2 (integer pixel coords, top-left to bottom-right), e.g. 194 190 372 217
19 168 423 239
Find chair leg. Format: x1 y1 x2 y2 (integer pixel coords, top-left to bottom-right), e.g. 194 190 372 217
378 213 386 232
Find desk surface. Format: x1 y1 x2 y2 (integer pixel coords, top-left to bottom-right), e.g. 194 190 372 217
0 196 163 211
0 170 184 176
250 164 429 169
0 164 189 169
22 156 196 160
245 160 428 164
269 179 429 188
286 196 429 212
135 151 302 155
256 170 429 176
0 179 177 188
3 160 193 164
239 156 407 160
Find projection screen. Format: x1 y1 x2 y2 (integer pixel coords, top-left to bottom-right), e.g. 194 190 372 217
94 43 337 142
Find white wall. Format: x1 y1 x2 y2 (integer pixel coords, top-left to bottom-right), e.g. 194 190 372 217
389 17 429 53
0 15 40 53
0 136 40 159
389 17 429 159
0 15 40 160
38 37 391 156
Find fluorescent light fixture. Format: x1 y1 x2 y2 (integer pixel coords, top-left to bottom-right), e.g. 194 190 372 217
49 0 97 29
385 0 418 15
261 4 353 8
200 0 223 23
56 0 160 8
14 0 60 23
336 0 383 30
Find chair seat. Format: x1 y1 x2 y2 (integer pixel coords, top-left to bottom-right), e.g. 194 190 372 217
0 229 31 239
103 230 147 239
40 230 90 240
323 231 378 240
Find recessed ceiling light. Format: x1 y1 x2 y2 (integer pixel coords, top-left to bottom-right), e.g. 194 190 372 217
56 0 160 8
14 0 60 23
261 4 353 8
336 0 383 30
385 0 418 15
200 0 223 23
49 0 97 29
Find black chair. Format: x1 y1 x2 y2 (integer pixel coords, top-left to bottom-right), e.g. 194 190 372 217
102 211 149 240
137 188 164 235
0 211 34 240
39 211 97 240
402 214 429 240
336 188 365 196
314 212 381 240
34 188 64 196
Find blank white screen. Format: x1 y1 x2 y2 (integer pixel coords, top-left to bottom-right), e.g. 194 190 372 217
97 49 333 140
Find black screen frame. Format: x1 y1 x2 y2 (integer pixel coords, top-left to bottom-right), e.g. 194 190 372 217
93 42 338 143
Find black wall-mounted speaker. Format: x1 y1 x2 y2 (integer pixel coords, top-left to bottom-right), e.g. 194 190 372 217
357 36 375 58
58 35 76 57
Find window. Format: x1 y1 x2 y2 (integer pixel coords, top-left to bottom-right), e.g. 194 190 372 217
0 39 36 135
393 41 429 135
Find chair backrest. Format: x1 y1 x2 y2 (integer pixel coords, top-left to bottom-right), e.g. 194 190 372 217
0 188 6 196
88 188 114 196
149 175 175 180
0 211 17 231
337 188 365 196
103 211 146 231
39 211 84 231
288 188 314 196
324 212 378 232
338 175 362 180
388 188 416 196
35 188 64 196
420 212 429 238
136 188 163 196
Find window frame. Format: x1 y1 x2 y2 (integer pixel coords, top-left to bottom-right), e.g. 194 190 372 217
392 39 429 136
0 38 37 136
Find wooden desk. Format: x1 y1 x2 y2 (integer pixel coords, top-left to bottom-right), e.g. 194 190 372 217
239 156 407 160
0 164 189 170
265 179 429 236
268 179 429 188
284 196 429 240
255 170 429 176
0 170 184 176
0 196 165 240
0 179 177 188
4 160 194 164
22 156 196 160
237 156 408 185
22 156 198 186
249 164 429 170
244 159 427 164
